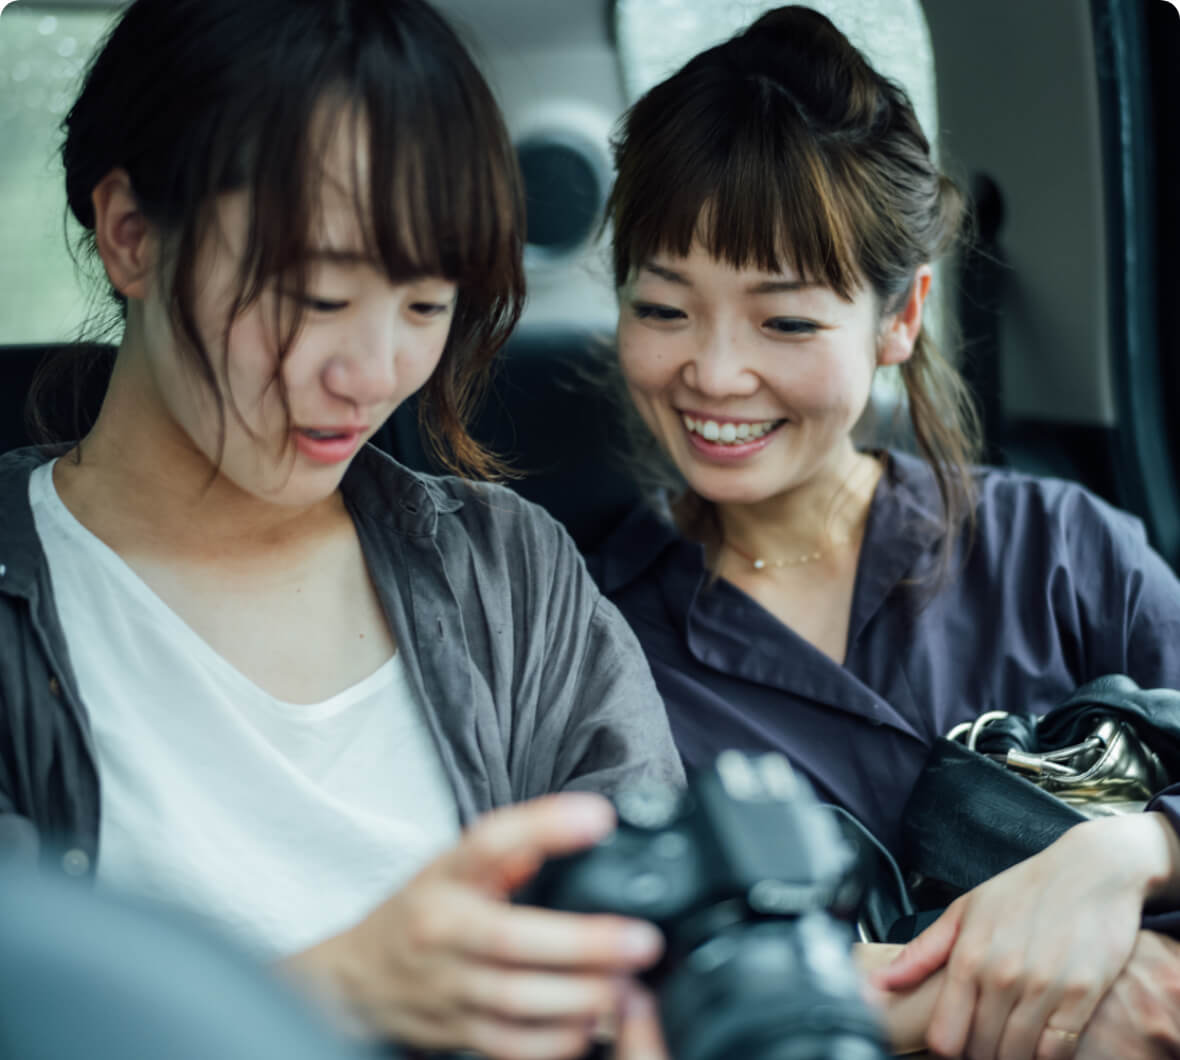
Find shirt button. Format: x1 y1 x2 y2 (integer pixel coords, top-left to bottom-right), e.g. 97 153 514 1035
48 676 61 696
61 849 90 877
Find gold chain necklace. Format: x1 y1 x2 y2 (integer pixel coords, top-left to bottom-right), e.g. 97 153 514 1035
723 533 850 571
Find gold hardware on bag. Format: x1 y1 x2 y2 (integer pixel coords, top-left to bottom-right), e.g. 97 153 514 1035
947 713 1169 818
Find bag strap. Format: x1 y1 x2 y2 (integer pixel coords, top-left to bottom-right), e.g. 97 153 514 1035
825 804 914 943
900 739 1087 897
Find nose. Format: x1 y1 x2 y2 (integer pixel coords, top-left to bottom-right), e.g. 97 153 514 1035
321 302 401 408
681 326 760 399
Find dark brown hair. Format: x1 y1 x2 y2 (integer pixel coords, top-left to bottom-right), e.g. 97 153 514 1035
605 5 981 574
51 0 524 477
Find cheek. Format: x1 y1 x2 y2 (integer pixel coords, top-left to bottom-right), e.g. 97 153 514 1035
223 314 282 411
617 328 679 395
400 328 451 396
787 350 875 420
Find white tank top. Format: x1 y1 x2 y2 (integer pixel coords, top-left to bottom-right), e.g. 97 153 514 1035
30 461 459 959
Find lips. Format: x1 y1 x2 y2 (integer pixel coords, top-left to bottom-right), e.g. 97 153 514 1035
676 410 788 463
292 426 365 465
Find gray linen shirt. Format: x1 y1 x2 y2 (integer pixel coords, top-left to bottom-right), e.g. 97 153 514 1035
0 444 683 879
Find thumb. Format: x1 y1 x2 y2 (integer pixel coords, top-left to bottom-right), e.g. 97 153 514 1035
871 901 964 992
614 984 669 1060
440 792 617 895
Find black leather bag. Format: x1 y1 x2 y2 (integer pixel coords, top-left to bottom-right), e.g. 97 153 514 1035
900 676 1180 904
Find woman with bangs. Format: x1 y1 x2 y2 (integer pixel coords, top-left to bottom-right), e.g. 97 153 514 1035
593 6 1180 1058
0 0 681 1056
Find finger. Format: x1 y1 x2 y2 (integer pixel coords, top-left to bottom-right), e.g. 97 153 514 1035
459 965 624 1023
459 897 664 971
615 985 669 1060
1035 1026 1082 1060
442 794 617 893
965 968 1023 1060
461 1013 598 1060
924 954 980 1059
994 976 1068 1060
1031 983 1107 1060
872 901 965 991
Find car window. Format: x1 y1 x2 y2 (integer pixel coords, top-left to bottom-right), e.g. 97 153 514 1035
616 0 938 147
0 5 123 346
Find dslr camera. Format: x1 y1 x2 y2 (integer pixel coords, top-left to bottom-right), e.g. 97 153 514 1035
518 752 887 1060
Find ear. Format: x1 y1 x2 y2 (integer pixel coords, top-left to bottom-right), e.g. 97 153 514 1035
877 265 932 366
91 169 155 301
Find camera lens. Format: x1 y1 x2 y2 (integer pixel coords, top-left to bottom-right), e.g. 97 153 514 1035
656 919 887 1060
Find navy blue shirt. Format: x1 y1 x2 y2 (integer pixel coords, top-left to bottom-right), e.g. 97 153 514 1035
592 451 1180 857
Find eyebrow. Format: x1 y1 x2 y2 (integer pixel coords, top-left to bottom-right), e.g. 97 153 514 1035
306 247 377 265
639 262 817 295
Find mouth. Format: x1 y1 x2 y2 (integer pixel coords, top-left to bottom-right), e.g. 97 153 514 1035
680 413 788 447
292 426 365 465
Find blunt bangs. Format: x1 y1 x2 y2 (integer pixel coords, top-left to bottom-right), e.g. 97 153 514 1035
609 68 864 300
217 0 522 320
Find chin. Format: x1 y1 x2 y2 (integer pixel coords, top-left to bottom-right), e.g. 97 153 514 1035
684 473 787 507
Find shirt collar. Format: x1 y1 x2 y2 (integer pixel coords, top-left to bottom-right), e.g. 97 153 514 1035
0 446 62 601
0 443 463 601
341 444 463 537
592 502 687 596
846 449 946 645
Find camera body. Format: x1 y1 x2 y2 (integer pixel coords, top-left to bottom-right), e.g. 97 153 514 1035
518 752 887 1060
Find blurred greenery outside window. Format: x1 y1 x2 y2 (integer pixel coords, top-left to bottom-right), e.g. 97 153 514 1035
0 4 122 345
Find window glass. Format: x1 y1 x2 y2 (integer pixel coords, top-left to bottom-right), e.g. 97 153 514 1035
0 5 123 345
615 0 938 149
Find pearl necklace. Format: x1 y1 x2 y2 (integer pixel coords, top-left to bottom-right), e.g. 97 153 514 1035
723 533 850 571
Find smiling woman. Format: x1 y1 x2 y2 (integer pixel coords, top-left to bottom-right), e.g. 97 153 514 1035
591 6 1180 1058
0 0 683 1057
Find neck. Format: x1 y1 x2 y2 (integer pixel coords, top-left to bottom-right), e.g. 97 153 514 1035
714 444 882 567
54 338 341 558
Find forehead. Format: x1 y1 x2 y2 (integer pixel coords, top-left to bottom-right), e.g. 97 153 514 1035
303 101 430 270
307 106 373 249
637 243 811 291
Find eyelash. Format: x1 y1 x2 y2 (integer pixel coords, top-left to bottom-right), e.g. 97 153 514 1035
766 318 819 335
410 302 451 318
289 293 348 313
284 294 451 318
632 302 685 322
633 302 819 335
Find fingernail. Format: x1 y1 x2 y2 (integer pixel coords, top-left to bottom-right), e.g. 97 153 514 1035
624 987 656 1017
624 922 664 960
560 793 615 832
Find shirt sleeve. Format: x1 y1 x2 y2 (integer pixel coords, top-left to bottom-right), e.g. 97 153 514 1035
515 511 685 800
1064 487 1180 684
1062 490 1180 919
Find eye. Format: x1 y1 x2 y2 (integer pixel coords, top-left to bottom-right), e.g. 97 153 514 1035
409 301 453 319
284 292 348 313
632 301 686 323
765 317 819 335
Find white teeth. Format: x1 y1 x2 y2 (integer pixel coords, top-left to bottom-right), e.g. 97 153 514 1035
682 416 781 446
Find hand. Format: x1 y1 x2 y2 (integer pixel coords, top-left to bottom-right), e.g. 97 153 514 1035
873 813 1180 1060
1076 930 1180 1060
284 793 665 1060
